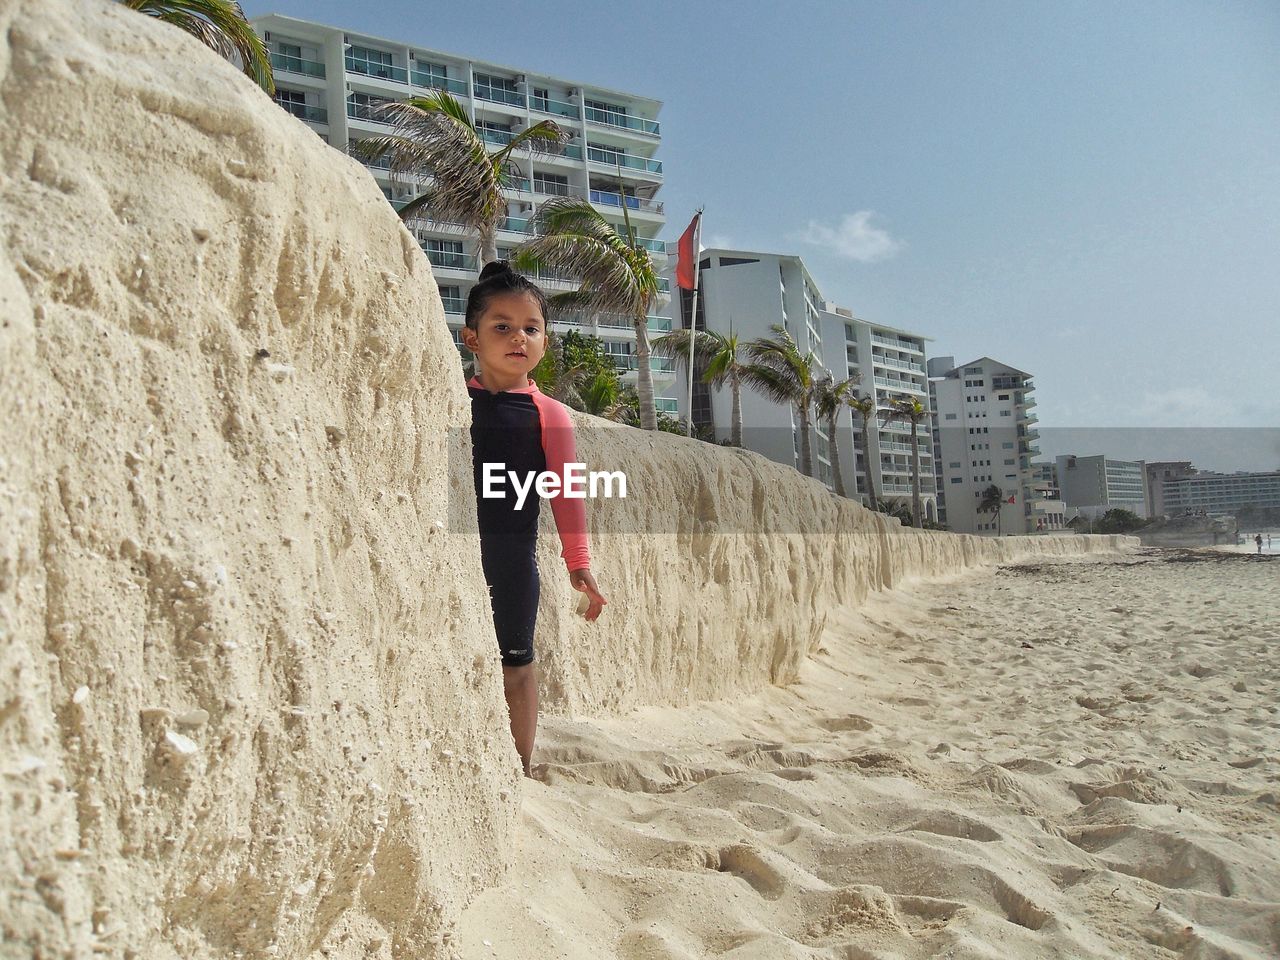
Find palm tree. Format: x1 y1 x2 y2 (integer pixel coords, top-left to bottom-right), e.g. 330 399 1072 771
978 483 1004 536
651 328 748 446
847 392 880 512
351 91 565 266
741 325 821 478
511 197 663 430
120 0 274 94
529 332 591 406
813 374 861 498
881 395 929 528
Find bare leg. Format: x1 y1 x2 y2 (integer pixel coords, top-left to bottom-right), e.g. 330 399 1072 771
502 663 538 777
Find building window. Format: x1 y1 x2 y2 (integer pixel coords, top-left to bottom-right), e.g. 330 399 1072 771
533 173 571 196
348 45 396 79
1002 442 1014 449
951 477 962 484
1000 410 1012 416
945 413 957 420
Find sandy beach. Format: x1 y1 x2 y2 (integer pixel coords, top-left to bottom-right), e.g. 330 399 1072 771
459 549 1279 959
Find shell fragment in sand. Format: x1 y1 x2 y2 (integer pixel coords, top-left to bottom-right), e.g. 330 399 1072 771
176 709 210 728
163 730 199 756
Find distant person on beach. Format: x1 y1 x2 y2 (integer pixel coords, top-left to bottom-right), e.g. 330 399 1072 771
1256 533 1264 554
461 261 607 777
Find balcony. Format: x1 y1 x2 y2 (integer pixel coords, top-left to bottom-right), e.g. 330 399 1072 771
878 440 932 457
532 178 576 198
871 333 923 353
422 247 477 271
531 95 578 119
271 53 325 78
441 296 466 315
410 71 466 95
498 216 533 235
614 355 676 374
345 56 407 84
589 189 664 215
584 106 661 137
474 84 526 108
872 353 925 375
587 146 662 175
632 236 666 254
648 316 672 332
656 277 670 293
347 100 391 125
873 375 926 393
479 127 515 147
276 101 328 124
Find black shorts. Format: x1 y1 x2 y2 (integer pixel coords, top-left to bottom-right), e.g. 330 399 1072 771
479 534 539 667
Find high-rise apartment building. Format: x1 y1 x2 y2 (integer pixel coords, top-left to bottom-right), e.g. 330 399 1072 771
1055 455 1149 518
251 14 676 403
821 308 937 520
675 249 833 479
672 248 937 516
928 356 1045 535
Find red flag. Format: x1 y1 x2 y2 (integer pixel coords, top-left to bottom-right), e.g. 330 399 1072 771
675 212 701 290
1006 493 1017 504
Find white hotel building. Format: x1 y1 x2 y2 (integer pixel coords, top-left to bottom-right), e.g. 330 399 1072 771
929 356 1059 535
251 14 678 409
673 248 937 516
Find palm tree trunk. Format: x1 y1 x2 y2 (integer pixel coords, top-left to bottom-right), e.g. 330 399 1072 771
797 405 814 478
633 313 658 431
827 413 846 497
860 413 879 512
730 369 743 447
909 426 922 528
478 226 498 267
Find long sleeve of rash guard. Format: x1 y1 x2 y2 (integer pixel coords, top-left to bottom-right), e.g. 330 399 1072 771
529 391 591 573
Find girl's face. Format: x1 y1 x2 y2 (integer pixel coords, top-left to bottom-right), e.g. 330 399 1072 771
462 291 547 378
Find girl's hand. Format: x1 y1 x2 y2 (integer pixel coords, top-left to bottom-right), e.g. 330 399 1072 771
569 569 607 622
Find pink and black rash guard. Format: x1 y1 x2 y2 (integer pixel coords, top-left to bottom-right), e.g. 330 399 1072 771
467 376 590 573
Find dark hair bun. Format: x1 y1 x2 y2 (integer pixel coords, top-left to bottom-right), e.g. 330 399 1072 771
478 259 515 281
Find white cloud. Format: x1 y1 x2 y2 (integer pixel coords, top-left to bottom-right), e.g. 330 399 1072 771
797 211 902 262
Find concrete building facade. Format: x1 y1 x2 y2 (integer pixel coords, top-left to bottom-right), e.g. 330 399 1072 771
1144 460 1197 518
672 248 835 482
1160 471 1280 516
928 357 1047 535
252 14 677 407
1055 455 1149 519
820 309 937 519
670 248 936 515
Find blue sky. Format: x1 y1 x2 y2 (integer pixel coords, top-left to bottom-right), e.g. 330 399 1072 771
244 0 1280 466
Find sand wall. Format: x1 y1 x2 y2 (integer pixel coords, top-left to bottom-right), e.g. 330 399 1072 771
0 2 1128 957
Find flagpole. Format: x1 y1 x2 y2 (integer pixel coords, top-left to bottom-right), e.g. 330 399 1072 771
685 209 704 437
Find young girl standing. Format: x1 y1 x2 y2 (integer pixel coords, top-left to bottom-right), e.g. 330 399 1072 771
460 261 607 777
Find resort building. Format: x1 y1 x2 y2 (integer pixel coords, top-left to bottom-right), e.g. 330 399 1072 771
1144 460 1197 518
1028 462 1067 531
928 357 1047 535
1054 454 1149 519
820 307 937 520
668 248 937 515
672 248 833 481
1158 471 1280 516
251 14 676 405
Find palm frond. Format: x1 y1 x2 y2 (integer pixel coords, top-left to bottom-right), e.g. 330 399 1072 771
124 0 273 93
